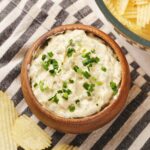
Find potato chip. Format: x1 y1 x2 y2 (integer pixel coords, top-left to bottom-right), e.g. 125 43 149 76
137 3 150 27
116 0 129 15
135 0 149 5
123 2 137 19
0 91 18 150
52 144 79 150
12 115 51 150
104 0 150 41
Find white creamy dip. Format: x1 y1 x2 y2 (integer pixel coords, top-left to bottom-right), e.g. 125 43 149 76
29 30 121 118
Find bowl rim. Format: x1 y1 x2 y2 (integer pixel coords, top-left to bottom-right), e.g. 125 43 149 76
21 24 130 127
95 0 150 49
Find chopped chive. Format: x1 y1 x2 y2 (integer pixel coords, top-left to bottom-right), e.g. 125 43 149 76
51 59 58 70
82 52 91 58
33 83 38 88
87 91 91 96
63 82 67 88
69 79 74 83
83 82 95 96
41 54 46 61
82 49 87 53
96 81 103 86
94 57 100 63
89 83 95 92
68 104 75 112
96 103 99 106
83 82 90 90
48 52 53 58
110 81 118 95
58 69 61 73
91 76 97 82
58 90 63 93
101 66 107 72
53 95 59 103
82 56 100 67
75 99 80 104
39 81 48 92
82 71 91 79
49 70 56 76
39 81 44 92
42 61 49 71
65 89 72 95
82 59 90 66
67 48 75 57
91 49 96 53
49 94 59 103
62 93 68 100
73 65 82 73
68 39 74 47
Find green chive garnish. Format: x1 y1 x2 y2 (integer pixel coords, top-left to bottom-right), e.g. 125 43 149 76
66 89 72 95
82 52 91 58
75 99 80 104
63 82 67 88
73 65 82 73
83 82 90 90
67 48 75 57
68 39 74 47
68 104 75 112
82 71 91 79
96 81 103 86
91 49 96 53
101 66 107 72
42 54 46 61
49 70 56 76
83 82 95 96
62 93 68 100
51 59 58 70
33 83 38 88
69 79 74 83
53 95 59 103
42 61 49 71
39 81 48 92
110 81 118 95
48 52 53 58
58 90 63 93
49 94 59 104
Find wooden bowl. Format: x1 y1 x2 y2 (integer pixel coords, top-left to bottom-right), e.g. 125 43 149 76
21 24 130 134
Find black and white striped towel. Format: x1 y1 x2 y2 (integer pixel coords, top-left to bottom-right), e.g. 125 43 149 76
0 0 150 149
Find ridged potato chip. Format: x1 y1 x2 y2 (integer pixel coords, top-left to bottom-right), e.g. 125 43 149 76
137 3 150 27
52 144 79 150
116 0 129 15
0 91 18 150
104 0 150 41
12 115 51 150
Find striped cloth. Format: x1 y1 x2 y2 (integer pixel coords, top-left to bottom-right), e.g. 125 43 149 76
0 0 150 149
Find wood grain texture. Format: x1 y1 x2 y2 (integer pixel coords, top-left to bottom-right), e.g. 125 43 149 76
21 24 130 133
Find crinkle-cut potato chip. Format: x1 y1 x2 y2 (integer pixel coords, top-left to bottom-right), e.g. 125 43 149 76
0 91 18 150
52 144 79 150
137 3 150 27
104 0 150 41
116 0 129 15
12 115 51 150
135 0 149 5
123 3 137 19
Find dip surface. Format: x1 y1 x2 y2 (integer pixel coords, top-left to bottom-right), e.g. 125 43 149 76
29 30 121 118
